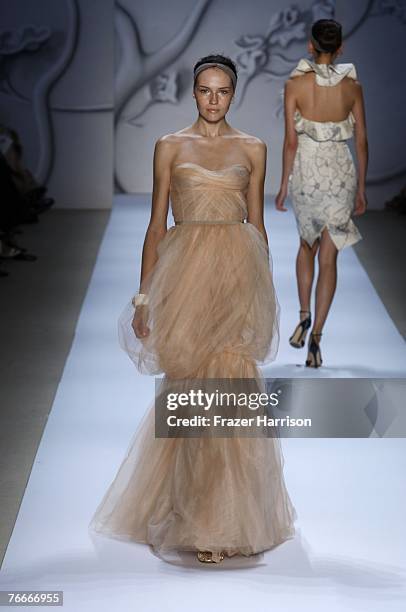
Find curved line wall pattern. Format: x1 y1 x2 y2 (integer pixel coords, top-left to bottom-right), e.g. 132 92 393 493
0 0 114 208
0 0 404 208
114 0 406 207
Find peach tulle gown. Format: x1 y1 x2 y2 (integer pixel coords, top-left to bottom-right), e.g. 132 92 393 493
88 161 297 558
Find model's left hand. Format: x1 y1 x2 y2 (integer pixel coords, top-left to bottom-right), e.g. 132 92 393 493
275 187 288 212
353 189 367 216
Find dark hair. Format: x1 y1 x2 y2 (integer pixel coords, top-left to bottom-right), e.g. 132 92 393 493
193 54 238 88
311 19 342 54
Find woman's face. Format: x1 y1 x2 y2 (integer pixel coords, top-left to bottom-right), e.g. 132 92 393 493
193 67 234 122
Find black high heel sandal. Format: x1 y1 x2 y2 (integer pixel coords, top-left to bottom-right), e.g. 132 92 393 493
289 310 311 348
305 332 323 368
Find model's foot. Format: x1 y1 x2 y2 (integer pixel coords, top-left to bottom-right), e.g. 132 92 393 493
197 550 225 563
289 310 311 348
305 332 323 368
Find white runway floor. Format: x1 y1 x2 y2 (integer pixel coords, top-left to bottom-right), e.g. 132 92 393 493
1 196 405 611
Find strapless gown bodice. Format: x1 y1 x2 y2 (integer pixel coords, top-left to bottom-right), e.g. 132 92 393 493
170 163 250 224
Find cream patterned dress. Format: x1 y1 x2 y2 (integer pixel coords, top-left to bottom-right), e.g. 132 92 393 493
288 58 362 250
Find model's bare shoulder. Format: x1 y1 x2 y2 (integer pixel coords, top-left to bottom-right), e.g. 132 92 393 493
154 133 183 164
233 129 266 148
344 78 364 108
151 135 179 180
155 133 180 148
286 74 306 94
286 74 300 85
161 124 198 138
234 132 266 171
242 133 267 158
248 135 267 150
342 73 361 87
156 127 197 149
250 139 267 171
351 78 363 93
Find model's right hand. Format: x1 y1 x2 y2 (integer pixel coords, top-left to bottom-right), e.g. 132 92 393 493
132 306 150 338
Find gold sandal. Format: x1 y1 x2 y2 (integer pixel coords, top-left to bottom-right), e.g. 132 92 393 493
197 550 225 563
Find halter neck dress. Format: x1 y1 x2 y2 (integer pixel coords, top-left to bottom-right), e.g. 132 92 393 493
288 58 362 250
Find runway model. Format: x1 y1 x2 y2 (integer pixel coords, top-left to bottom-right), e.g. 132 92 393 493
89 54 296 564
275 19 368 367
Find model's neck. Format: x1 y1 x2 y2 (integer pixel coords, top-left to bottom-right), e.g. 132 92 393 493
194 115 231 138
313 53 336 65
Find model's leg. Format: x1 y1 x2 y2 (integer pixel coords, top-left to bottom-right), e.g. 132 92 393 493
296 238 319 318
313 228 338 334
289 238 319 348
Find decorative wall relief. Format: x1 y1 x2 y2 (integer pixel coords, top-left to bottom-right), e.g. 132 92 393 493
234 5 308 111
114 0 211 190
122 71 179 128
232 0 406 185
114 0 405 196
1 0 404 201
0 25 50 58
0 0 79 184
234 0 339 111
370 0 406 23
234 0 403 114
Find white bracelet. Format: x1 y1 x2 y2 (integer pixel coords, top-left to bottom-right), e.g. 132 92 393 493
132 293 149 307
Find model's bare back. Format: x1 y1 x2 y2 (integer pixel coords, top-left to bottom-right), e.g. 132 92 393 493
291 72 359 122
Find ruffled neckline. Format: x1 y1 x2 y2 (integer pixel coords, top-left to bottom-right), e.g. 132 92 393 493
290 58 357 87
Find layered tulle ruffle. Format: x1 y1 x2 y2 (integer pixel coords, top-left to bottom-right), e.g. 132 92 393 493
118 221 279 378
89 353 297 557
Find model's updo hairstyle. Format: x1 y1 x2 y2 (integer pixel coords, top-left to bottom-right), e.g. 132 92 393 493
311 19 342 54
193 54 238 90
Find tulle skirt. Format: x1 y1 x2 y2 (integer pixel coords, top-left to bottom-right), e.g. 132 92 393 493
89 222 297 557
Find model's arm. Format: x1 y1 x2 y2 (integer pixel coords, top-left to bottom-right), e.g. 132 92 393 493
138 137 172 292
275 78 298 212
351 81 368 215
133 136 173 338
246 139 269 253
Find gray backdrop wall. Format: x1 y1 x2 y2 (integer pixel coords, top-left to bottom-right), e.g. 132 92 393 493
0 0 114 209
1 1 405 209
115 0 406 209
